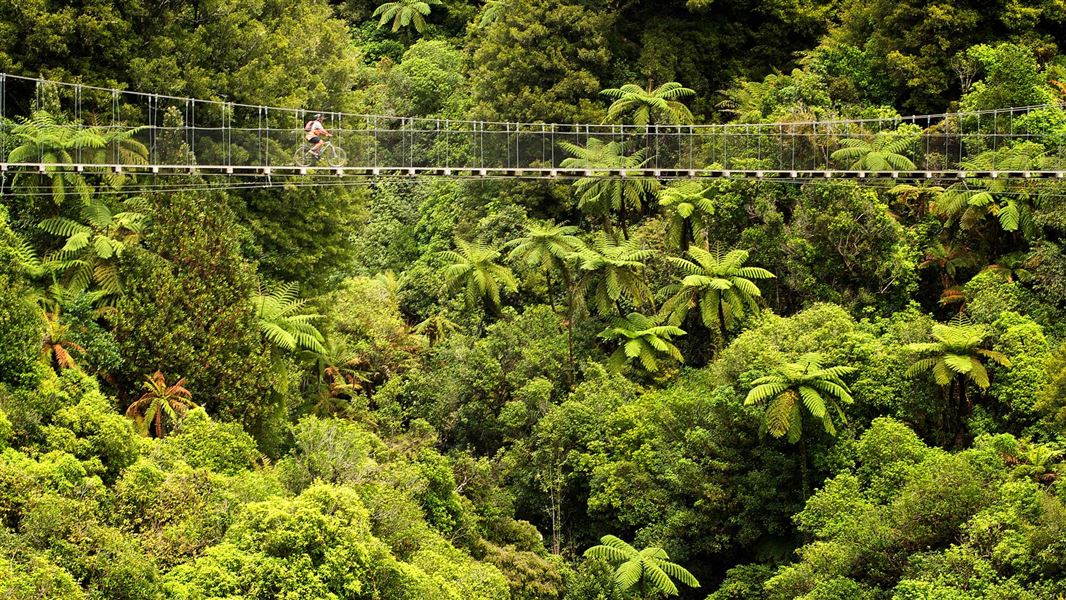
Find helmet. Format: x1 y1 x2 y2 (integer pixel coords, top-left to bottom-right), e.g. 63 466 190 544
314 113 323 120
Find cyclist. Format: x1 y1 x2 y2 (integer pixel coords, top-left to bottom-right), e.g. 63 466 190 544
303 113 331 158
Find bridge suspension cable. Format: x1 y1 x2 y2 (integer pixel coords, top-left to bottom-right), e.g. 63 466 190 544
0 72 1064 180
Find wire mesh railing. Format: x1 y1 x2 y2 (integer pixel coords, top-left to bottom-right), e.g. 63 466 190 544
1 72 1065 175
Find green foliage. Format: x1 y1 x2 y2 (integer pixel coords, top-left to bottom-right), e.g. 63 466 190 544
599 312 685 373
322 275 423 393
783 183 919 310
399 304 573 451
164 482 479 599
830 124 920 172
717 68 834 123
584 534 699 596
706 564 775 600
441 238 518 310
160 408 259 474
235 184 367 295
4 3 1066 599
389 40 468 117
251 282 325 354
112 191 276 430
745 354 855 443
600 82 696 126
660 246 775 340
0 0 363 108
961 43 1057 111
507 221 583 278
0 277 43 390
765 420 1066 598
816 2 1066 111
374 0 443 33
2 369 139 482
468 0 612 123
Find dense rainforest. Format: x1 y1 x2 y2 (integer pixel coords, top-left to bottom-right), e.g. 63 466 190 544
2 0 1066 598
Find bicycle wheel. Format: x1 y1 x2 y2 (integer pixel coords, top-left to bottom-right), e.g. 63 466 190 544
323 145 348 167
293 145 313 167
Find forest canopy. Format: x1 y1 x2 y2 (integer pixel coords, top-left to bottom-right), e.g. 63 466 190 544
1 0 1066 599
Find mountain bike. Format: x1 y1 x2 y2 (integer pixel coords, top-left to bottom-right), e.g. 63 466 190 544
293 139 348 167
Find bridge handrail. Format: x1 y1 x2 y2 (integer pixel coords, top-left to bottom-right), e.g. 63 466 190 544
1 71 1062 132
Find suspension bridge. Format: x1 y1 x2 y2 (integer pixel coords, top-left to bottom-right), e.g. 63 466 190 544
1 72 1065 182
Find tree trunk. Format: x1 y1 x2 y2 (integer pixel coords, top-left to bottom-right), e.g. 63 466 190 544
547 460 563 555
799 436 811 502
566 300 576 388
601 213 613 236
954 379 970 448
564 276 577 388
716 301 728 355
546 270 557 313
155 408 163 439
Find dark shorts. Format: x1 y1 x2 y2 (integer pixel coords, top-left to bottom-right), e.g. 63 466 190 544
308 136 321 144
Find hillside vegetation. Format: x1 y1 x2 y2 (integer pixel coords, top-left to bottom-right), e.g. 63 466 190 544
2 0 1066 598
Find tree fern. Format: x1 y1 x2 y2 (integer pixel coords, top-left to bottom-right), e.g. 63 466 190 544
600 82 696 126
906 318 1012 444
584 535 699 596
373 0 442 33
440 238 517 310
37 196 147 302
125 371 197 438
658 181 716 249
744 353 855 443
7 110 146 205
559 138 659 236
570 232 654 315
831 124 920 172
934 142 1047 238
599 312 685 372
905 320 1011 391
660 245 774 342
252 282 326 354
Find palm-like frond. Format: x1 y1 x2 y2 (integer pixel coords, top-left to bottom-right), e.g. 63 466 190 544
125 371 197 438
506 221 584 273
905 321 1011 390
660 245 773 335
830 125 920 172
8 111 147 205
560 138 660 224
36 196 148 303
583 535 699 596
744 354 854 442
658 181 717 248
600 82 696 126
600 312 685 372
933 142 1045 238
373 0 442 32
478 0 510 27
252 282 325 354
440 238 517 310
572 233 654 314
